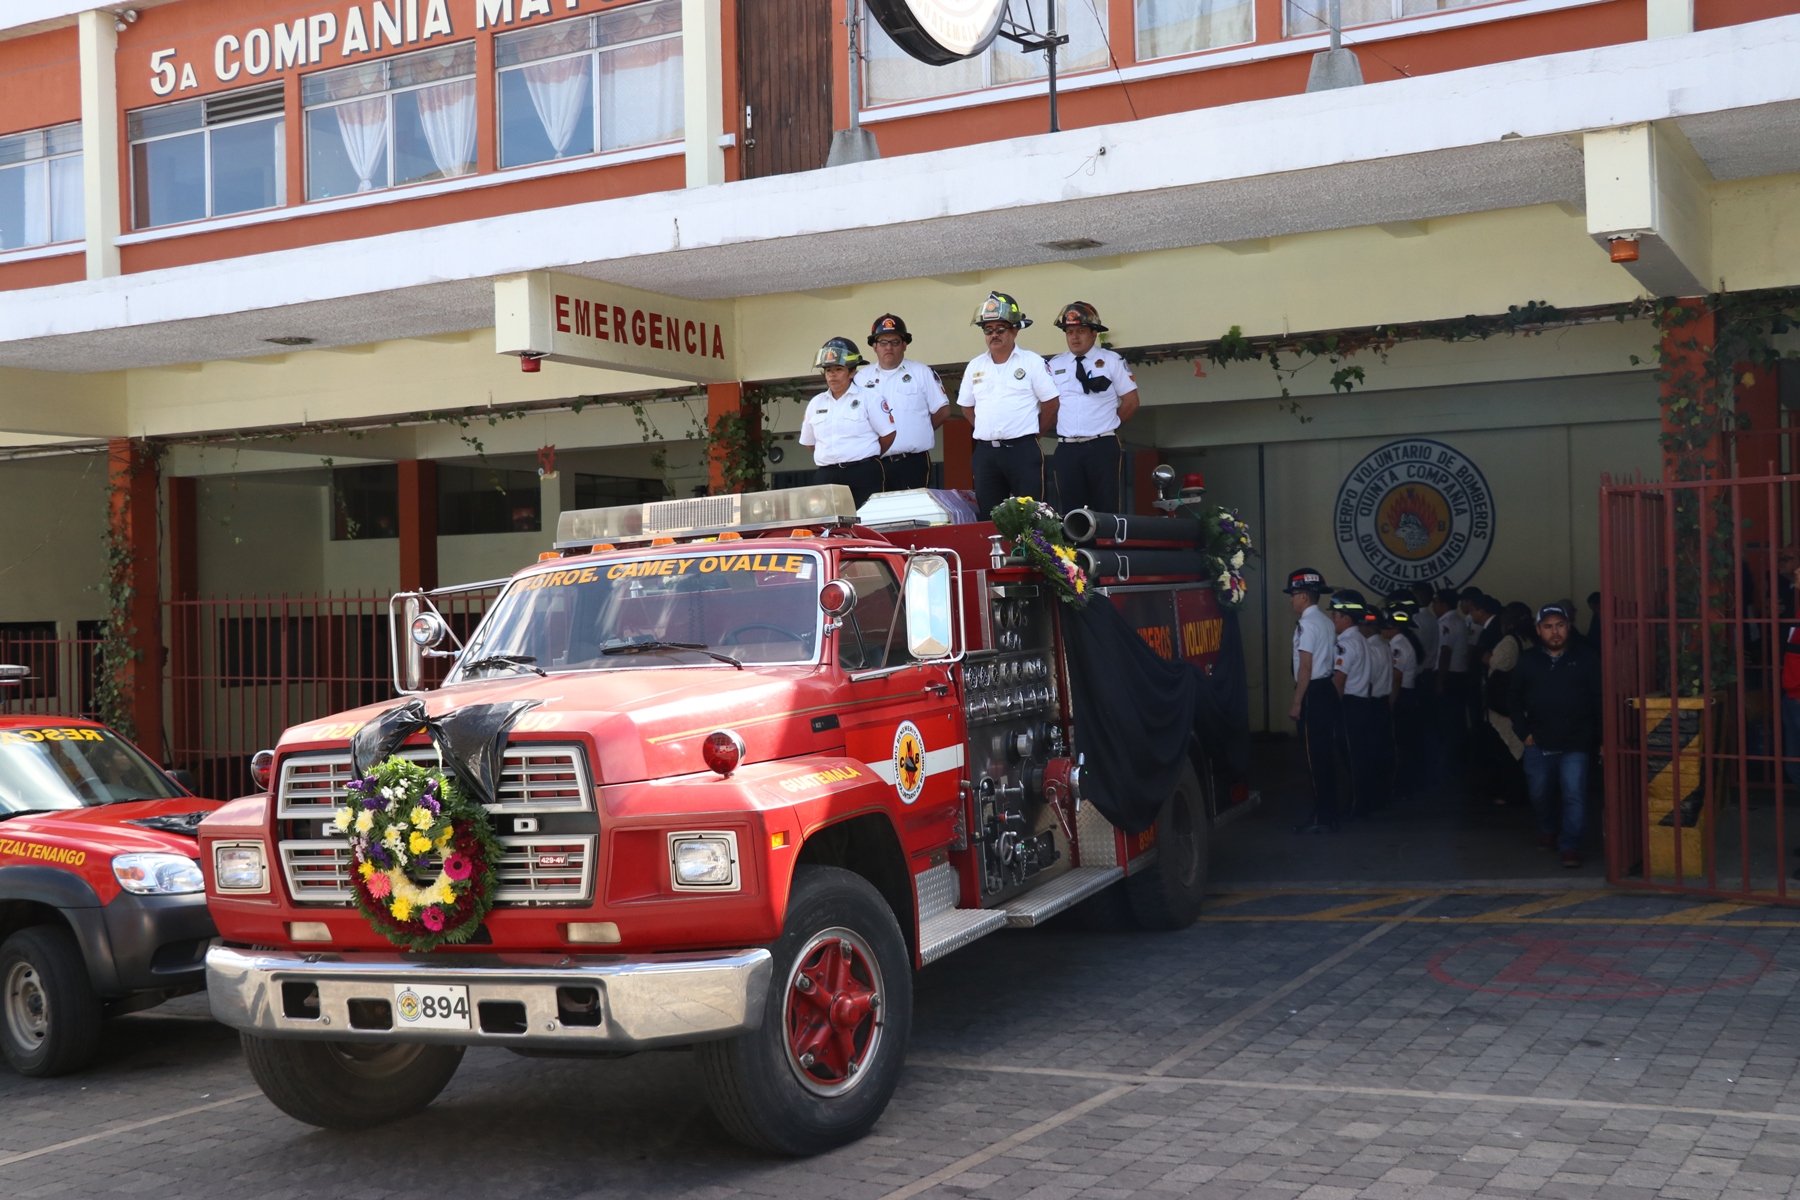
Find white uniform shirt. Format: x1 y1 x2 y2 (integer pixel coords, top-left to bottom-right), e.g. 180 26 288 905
1292 605 1336 682
1390 634 1419 689
1335 627 1370 698
958 348 1059 442
1438 609 1471 672
855 359 947 457
1047 349 1137 437
798 387 894 467
1413 606 1440 672
1362 631 1393 698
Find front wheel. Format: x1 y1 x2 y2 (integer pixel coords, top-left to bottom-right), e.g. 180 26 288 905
1126 759 1211 930
696 865 912 1155
0 925 103 1077
241 1034 465 1129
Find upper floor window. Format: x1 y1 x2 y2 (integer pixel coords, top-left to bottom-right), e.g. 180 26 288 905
1286 0 1481 35
1138 0 1253 61
129 85 285 229
304 42 476 200
862 2 1111 108
496 0 683 167
0 122 82 251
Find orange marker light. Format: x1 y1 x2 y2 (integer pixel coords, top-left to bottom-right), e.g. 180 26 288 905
651 537 675 547
770 831 789 849
718 531 742 541
591 543 614 552
537 551 559 562
790 528 816 538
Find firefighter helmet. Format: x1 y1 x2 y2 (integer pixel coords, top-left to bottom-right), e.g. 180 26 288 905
814 337 865 370
972 292 1031 329
868 313 913 346
1054 301 1108 333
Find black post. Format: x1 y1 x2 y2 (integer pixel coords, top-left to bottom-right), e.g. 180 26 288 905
1046 0 1059 132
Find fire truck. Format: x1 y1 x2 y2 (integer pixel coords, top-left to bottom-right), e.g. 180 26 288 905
199 482 1246 1154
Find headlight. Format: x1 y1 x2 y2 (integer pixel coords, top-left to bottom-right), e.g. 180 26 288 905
112 853 205 895
212 842 269 893
669 832 739 891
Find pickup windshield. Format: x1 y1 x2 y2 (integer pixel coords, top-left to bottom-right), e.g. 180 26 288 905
0 725 185 814
456 548 824 677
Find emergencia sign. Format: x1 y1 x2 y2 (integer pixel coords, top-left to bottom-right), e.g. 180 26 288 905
494 272 738 384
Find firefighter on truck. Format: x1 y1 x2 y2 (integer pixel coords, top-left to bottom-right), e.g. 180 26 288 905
199 483 1237 1155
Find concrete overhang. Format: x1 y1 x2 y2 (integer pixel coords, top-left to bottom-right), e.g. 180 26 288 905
3 15 1800 376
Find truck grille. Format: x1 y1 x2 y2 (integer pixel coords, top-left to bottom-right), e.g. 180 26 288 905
277 746 592 817
278 836 597 905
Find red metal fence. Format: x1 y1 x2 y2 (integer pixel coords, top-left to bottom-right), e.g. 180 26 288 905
0 630 104 721
1601 472 1800 901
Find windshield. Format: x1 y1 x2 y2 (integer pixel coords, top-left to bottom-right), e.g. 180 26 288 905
0 725 185 814
455 548 824 677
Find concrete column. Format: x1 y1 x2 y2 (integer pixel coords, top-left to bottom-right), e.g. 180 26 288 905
166 477 201 772
1659 300 1717 483
107 438 161 751
682 0 725 188
1645 0 1693 38
706 382 755 493
77 9 122 280
397 460 439 591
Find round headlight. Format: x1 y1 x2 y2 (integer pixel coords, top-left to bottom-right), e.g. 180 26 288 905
410 611 449 648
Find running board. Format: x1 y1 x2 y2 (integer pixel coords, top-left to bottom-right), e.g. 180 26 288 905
918 908 1009 965
999 866 1125 927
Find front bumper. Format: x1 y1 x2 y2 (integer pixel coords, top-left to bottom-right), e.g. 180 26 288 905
205 944 772 1050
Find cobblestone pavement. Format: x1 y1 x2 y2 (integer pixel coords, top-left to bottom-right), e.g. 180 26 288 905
7 888 1800 1200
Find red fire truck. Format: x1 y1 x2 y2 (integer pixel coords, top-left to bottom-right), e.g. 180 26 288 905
200 483 1245 1154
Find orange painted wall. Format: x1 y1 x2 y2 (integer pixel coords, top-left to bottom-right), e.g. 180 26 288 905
0 252 84 291
1696 0 1800 26
0 27 80 138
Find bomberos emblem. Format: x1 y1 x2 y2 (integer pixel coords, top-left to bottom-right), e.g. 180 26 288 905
1335 438 1494 594
893 721 926 804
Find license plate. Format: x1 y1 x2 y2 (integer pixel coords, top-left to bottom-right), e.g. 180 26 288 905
393 983 470 1029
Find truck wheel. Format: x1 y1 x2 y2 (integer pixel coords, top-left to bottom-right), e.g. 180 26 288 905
696 865 912 1155
0 925 103 1077
241 1034 464 1129
1126 760 1211 931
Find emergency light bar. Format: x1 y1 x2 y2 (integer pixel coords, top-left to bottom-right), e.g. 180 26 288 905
554 483 859 549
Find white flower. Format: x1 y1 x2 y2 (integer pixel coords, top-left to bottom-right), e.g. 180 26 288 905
332 807 352 832
355 810 374 835
1230 551 1245 568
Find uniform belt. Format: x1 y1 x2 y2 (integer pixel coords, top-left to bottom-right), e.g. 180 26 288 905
985 435 1039 448
1057 433 1116 443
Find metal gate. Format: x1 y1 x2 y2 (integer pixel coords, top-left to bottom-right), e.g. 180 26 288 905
1601 471 1800 901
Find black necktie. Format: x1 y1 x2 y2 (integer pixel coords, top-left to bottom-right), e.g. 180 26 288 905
1075 354 1110 395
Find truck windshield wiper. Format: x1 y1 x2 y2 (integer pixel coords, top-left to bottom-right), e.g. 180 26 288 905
0 808 64 823
460 654 546 677
599 639 743 670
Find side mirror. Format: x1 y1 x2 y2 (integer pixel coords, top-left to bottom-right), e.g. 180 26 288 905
820 579 856 619
166 768 198 794
904 555 954 659
401 595 425 692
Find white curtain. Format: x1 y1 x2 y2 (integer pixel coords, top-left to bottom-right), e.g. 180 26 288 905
271 122 287 207
1137 0 1254 59
992 0 1111 83
333 96 389 192
14 162 48 247
861 16 983 106
597 40 681 151
522 56 589 158
48 155 83 243
1286 0 1392 34
417 79 477 177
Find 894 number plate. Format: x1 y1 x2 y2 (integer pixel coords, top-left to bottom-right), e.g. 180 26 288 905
393 984 470 1029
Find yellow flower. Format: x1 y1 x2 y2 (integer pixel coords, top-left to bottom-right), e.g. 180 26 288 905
408 830 432 855
332 807 352 832
357 861 374 879
355 810 374 835
409 806 434 831
435 825 454 848
390 897 413 922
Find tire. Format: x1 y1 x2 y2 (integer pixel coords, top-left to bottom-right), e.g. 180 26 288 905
1126 760 1211 931
0 925 103 1077
696 865 912 1155
241 1033 464 1129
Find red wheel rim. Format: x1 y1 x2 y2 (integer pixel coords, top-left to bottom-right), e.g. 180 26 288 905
783 926 884 1097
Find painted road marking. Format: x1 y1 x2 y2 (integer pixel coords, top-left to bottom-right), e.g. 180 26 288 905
1202 889 1800 926
1427 932 1773 998
0 1091 262 1169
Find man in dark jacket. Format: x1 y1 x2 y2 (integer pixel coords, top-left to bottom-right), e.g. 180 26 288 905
1508 604 1602 867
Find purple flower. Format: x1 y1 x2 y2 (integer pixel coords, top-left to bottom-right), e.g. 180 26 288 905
422 794 441 813
363 794 382 809
370 844 389 867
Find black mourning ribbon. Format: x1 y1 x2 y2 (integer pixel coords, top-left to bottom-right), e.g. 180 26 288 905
1074 353 1111 395
350 697 543 809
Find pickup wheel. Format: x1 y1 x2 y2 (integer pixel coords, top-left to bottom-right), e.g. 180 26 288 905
241 1034 464 1129
1126 760 1211 931
0 925 103 1077
696 865 912 1155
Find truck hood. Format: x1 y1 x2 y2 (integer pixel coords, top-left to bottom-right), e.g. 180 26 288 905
278 666 842 784
0 796 223 858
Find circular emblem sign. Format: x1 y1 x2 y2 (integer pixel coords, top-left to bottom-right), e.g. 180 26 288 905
866 0 1007 64
893 721 926 804
1335 438 1494 594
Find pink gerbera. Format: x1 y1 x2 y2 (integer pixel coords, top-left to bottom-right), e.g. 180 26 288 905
444 853 473 881
420 907 445 931
365 872 392 898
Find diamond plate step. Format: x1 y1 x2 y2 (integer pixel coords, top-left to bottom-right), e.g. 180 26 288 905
917 908 1008 965
999 866 1125 928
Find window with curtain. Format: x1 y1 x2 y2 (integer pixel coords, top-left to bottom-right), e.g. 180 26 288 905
861 0 1112 109
0 122 83 251
1136 0 1253 61
128 85 285 229
1284 0 1484 35
304 42 477 201
496 0 683 168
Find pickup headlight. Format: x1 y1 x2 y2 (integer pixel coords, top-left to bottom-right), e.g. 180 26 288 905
212 842 269 893
112 853 205 895
669 832 739 891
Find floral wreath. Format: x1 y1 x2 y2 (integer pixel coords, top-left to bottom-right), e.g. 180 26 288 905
1195 503 1254 611
333 754 502 952
990 497 1089 608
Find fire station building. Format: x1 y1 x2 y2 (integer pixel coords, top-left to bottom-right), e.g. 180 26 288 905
0 0 1797 770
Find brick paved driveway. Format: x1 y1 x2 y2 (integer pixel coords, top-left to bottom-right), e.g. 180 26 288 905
6 888 1800 1200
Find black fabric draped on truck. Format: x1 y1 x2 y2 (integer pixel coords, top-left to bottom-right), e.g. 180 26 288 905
1060 597 1249 834
349 698 542 807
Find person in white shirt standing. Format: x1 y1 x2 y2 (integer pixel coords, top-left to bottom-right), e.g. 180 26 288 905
1434 587 1472 767
1358 606 1394 811
1382 605 1424 801
1046 301 1139 514
1330 590 1378 817
958 292 1060 515
856 313 948 492
799 337 895 506
1286 568 1342 834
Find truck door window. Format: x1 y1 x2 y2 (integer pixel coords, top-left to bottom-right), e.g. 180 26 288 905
837 558 913 672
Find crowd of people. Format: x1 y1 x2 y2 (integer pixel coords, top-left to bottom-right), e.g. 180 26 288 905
1286 569 1603 867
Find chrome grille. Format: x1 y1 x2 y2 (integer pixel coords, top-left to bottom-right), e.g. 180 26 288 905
277 745 592 817
280 840 355 903
277 836 597 905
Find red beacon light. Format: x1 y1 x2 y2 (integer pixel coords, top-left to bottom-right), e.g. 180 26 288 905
702 730 746 777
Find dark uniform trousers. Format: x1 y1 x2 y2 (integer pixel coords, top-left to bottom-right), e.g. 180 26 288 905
1052 433 1122 514
1300 677 1342 827
882 451 932 492
972 435 1045 516
1393 686 1423 799
1341 695 1386 815
815 457 885 507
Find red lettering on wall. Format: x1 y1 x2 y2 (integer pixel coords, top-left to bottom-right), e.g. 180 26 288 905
712 325 724 358
573 299 591 338
613 307 626 344
631 310 646 346
684 320 696 354
649 312 663 350
554 294 570 334
595 303 610 341
663 314 678 352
